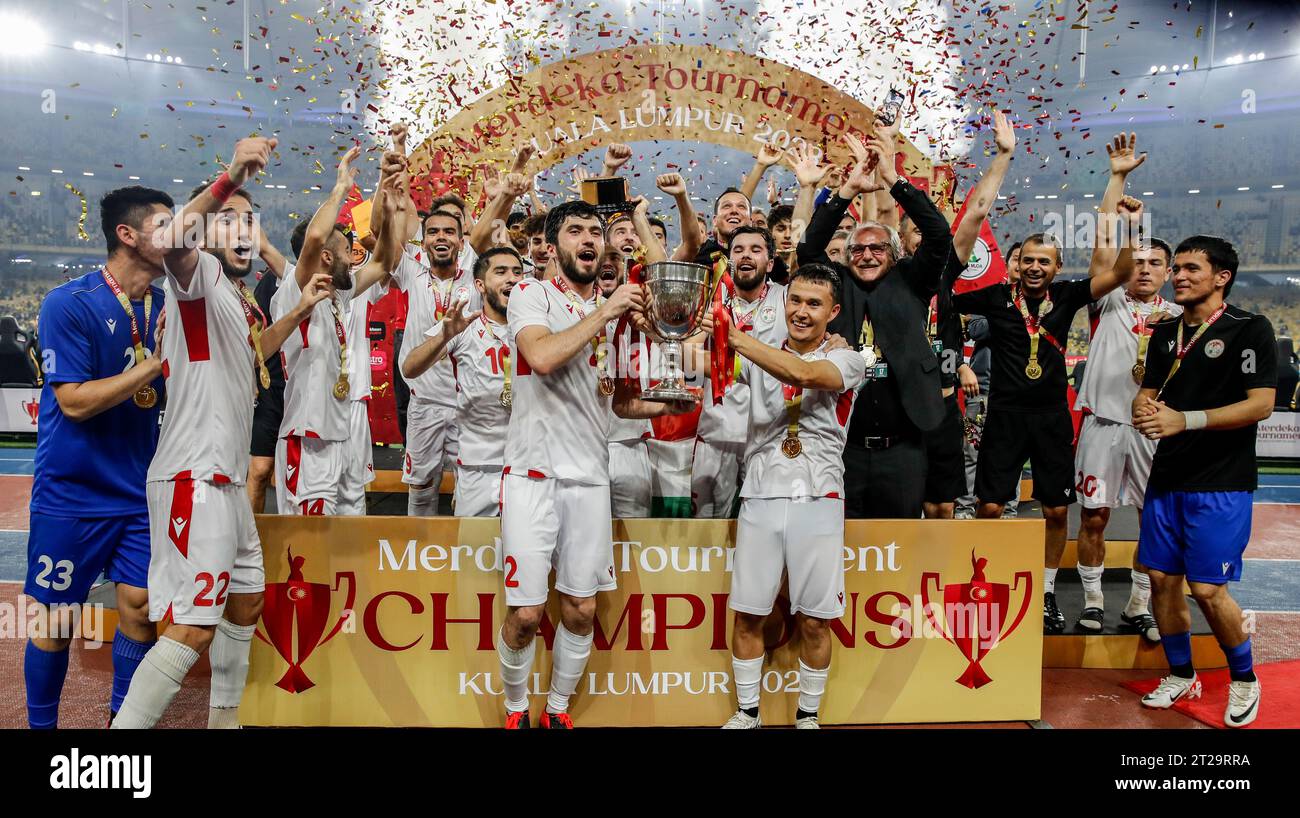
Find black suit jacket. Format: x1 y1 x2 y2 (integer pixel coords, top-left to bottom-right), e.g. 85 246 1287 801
798 180 953 433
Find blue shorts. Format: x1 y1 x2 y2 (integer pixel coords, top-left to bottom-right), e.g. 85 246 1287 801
23 512 150 605
1138 490 1252 585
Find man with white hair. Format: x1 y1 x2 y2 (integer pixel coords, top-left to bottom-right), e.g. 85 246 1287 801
796 131 954 518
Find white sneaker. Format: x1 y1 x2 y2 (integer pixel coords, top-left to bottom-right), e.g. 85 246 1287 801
1225 680 1261 728
795 714 821 729
1141 674 1202 709
721 710 761 729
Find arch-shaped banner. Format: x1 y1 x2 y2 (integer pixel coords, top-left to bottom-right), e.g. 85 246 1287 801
404 44 937 208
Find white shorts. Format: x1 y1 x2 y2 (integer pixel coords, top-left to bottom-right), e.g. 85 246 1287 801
609 440 652 518
730 496 845 620
337 401 374 516
500 473 615 607
1074 415 1157 510
275 435 345 515
403 399 458 486
454 464 503 518
691 437 744 519
146 479 264 625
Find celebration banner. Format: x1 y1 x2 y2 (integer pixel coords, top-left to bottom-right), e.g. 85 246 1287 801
241 517 1043 727
406 44 934 207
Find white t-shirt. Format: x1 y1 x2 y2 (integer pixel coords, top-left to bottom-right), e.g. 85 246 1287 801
439 313 512 467
345 281 389 402
739 343 865 500
697 283 788 446
504 278 612 484
393 248 479 407
148 251 260 484
1074 288 1182 425
271 270 354 441
606 317 654 444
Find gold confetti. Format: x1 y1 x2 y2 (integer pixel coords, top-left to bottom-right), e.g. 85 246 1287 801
64 183 89 241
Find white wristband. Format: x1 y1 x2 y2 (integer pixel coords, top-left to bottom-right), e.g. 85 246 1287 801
1183 410 1208 431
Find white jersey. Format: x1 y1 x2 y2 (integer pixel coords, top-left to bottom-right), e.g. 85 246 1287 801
696 283 788 445
441 313 512 467
739 342 865 500
1074 288 1181 424
393 247 480 406
148 251 260 484
504 277 612 484
606 317 653 444
272 270 354 441
345 281 389 402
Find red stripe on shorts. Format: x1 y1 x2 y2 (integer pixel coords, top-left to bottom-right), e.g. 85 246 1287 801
168 478 196 558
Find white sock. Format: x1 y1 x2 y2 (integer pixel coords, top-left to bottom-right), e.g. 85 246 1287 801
208 620 254 728
1044 567 1058 594
797 659 829 715
1078 564 1105 610
110 637 199 729
408 485 437 517
497 627 535 714
546 624 593 715
1126 569 1152 617
732 655 763 710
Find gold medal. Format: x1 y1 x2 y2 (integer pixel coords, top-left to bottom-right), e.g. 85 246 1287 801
259 368 271 389
598 376 615 397
1025 361 1043 380
860 346 878 367
133 385 157 409
333 378 349 400
1131 362 1146 384
781 436 803 459
499 386 513 409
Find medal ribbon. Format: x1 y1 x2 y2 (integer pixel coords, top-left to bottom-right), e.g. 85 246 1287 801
234 280 271 390
552 275 609 388
329 296 349 388
1159 305 1227 396
781 341 804 443
927 295 939 341
1128 294 1164 370
101 270 152 366
430 273 457 321
1012 286 1063 369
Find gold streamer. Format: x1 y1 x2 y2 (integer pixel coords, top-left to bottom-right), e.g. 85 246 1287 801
64 183 88 241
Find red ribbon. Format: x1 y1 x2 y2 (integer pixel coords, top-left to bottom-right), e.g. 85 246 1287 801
613 260 645 386
709 258 735 405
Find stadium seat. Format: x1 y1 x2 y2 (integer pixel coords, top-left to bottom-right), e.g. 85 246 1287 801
0 315 40 387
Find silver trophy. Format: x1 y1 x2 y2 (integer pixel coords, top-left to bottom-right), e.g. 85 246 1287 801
640 261 711 403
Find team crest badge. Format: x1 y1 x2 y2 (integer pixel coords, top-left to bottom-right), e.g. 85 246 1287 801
759 305 777 325
455 286 470 303
958 237 992 282
1205 339 1225 358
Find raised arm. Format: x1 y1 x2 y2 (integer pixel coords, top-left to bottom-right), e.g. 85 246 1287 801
729 324 845 391
1089 132 1146 289
628 196 667 264
789 143 831 260
739 142 784 202
954 110 1015 261
872 134 951 294
402 301 479 380
657 173 704 262
354 163 408 294
260 272 336 356
257 225 288 279
297 145 361 290
1088 195 1143 300
470 167 531 256
161 137 277 289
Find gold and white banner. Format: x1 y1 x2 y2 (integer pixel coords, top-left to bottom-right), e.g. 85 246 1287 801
241 517 1044 727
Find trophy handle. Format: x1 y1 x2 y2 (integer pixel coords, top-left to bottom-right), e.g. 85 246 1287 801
320 571 357 646
919 573 955 646
997 571 1035 645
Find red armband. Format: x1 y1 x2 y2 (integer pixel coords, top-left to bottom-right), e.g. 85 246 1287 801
210 172 239 204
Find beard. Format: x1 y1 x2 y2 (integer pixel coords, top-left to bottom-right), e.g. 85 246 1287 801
557 246 598 286
330 255 353 290
485 287 509 317
215 247 252 279
731 262 767 292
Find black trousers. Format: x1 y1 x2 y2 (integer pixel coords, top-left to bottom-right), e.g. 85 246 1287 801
843 434 927 519
393 328 411 443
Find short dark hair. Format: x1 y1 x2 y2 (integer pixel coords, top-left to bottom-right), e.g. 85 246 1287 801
1146 237 1173 266
430 193 468 216
544 200 602 246
648 216 667 236
506 210 527 229
1019 232 1062 263
1004 241 1022 263
189 181 251 208
290 218 350 260
100 186 174 253
1175 235 1239 296
422 209 463 236
790 262 841 305
713 187 750 214
521 213 547 237
728 225 775 257
768 204 794 229
473 246 523 280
